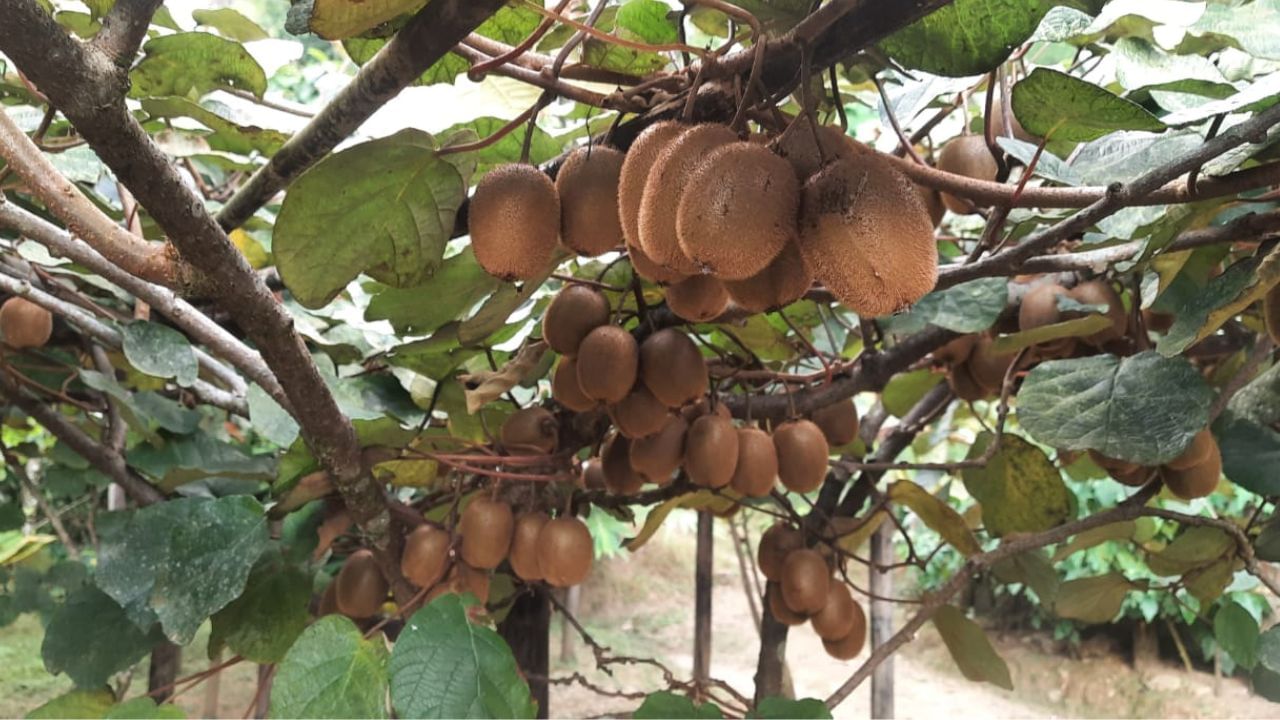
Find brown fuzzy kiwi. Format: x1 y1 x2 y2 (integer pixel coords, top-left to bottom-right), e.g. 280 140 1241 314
948 362 990 402
1067 280 1126 346
729 427 779 498
1161 438 1221 499
543 285 610 355
774 116 862 181
934 334 977 366
811 400 859 447
638 123 738 274
1166 429 1215 471
500 407 558 455
537 516 594 587
609 385 670 439
665 274 730 322
509 511 550 582
448 563 491 602
1265 283 1280 344
459 496 514 570
552 356 597 412
629 415 688 484
917 183 946 228
602 433 646 494
684 414 740 489
557 146 626 256
724 242 813 314
334 549 388 619
811 581 858 641
576 325 639 404
468 164 561 281
968 334 1018 391
628 239 688 285
676 142 799 280
681 397 731 423
781 548 830 615
822 599 867 660
767 583 809 625
0 297 53 349
773 419 830 493
640 328 708 408
758 523 803 581
619 121 684 251
400 525 450 589
1018 282 1075 356
797 155 938 317
317 581 339 617
1143 309 1175 333
580 458 607 490
936 135 998 214
1112 465 1152 487
1088 450 1139 476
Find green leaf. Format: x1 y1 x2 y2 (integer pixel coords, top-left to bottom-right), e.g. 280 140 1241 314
881 369 943 418
95 496 269 644
749 698 831 719
305 0 425 39
26 689 114 720
582 39 669 75
246 383 301 447
1145 526 1233 577
1011 68 1166 141
42 586 158 687
931 605 1014 690
126 434 275 492
1228 362 1280 427
121 321 198 387
389 594 536 719
1184 556 1234 607
274 129 467 308
1216 601 1259 671
130 32 267 99
1257 624 1280 676
1186 0 1280 61
192 8 269 41
1055 572 1133 624
635 692 724 719
1163 251 1280 356
888 480 981 556
1017 352 1213 466
272 615 390 719
885 278 1008 335
365 249 499 335
209 558 311 664
141 97 289 156
104 699 185 720
880 0 1051 78
961 433 1074 537
988 314 1114 354
616 0 678 43
440 118 562 182
1052 521 1135 562
719 0 808 32
1112 38 1233 96
991 549 1059 605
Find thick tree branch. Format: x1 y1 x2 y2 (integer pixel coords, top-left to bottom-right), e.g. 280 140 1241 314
92 0 165 65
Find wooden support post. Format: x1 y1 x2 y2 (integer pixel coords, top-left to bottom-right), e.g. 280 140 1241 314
147 641 181 702
870 521 895 719
499 588 551 719
694 511 713 688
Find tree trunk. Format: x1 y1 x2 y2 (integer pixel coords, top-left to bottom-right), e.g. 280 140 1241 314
870 522 895 719
1133 620 1159 672
147 641 181 702
753 584 791 704
694 511 713 687
499 588 551 719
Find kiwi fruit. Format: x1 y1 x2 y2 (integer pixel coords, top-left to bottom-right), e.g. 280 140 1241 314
729 427 779 498
468 164 561 281
1166 429 1215 471
0 297 53 349
767 583 809 625
1067 280 1126 346
500 407 559 455
1161 438 1221 499
629 415 688 484
556 145 626 257
334 549 388 619
676 142 798 280
1112 464 1152 487
619 121 684 251
948 362 989 402
797 154 938 317
681 397 731 423
509 511 550 582
400 524 450 589
552 356 597 412
773 419 830 493
628 239 688 285
781 548 830 615
448 562 491 602
665 274 730 322
758 523 803 581
811 581 858 641
576 325 639 404
609 385 670 439
638 123 738 274
936 135 998 214
822 599 867 660
1018 282 1076 356
917 183 946 228
639 328 707 408
684 413 740 488
774 116 862 181
459 496 514 570
543 285 610 355
811 400 859 447
1266 283 1280 343
537 516 594 587
934 334 977 366
602 433 646 494
968 334 1018 391
1088 449 1139 476
724 241 813 314
317 581 339 617
1143 308 1175 333
580 458 607 490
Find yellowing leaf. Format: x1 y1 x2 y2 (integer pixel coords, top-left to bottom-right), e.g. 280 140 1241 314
888 480 981 556
625 492 734 551
833 511 887 555
1196 246 1280 346
932 605 1014 690
308 0 427 40
1055 572 1134 624
230 228 270 269
371 459 439 488
989 314 1112 354
458 342 548 414
0 531 55 565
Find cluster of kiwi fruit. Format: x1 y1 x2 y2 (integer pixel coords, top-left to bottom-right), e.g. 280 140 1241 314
468 115 942 320
1090 428 1223 501
0 297 53 349
758 522 867 660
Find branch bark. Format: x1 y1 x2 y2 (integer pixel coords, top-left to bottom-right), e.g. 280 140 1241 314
92 0 165 66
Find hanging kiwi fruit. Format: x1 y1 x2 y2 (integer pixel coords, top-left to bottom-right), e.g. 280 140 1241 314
758 523 804 582
936 134 998 213
629 415 688 485
639 328 708 409
665 274 730 323
724 242 813 315
334 549 389 619
576 325 639 404
542 285 610 356
823 598 868 660
773 419 830 493
509 511 550 582
556 145 626 257
780 548 830 615
602 432 646 495
468 164 560 281
0 297 53 349
684 412 740 489
729 426 779 498
500 407 559 455
400 524 450 589
459 496 514 570
810 400 859 447
537 516 594 587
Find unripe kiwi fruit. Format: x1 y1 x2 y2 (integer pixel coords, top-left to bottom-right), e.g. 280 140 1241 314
468 164 560 281
949 362 989 402
797 155 938 317
665 274 730 323
602 433 645 494
509 511 550 582
724 242 813 314
543 285 610 355
767 583 809 625
810 400 859 447
556 145 625 257
609 385 670 439
0 297 53 349
552 356 596 412
729 427 779 498
638 123 738 275
629 415 688 484
537 516 594 587
822 599 867 660
1067 280 1126 346
781 548 830 615
1018 282 1075 356
773 419 830 493
684 414 739 489
811 581 858 641
1161 439 1221 500
400 524 450 589
1266 283 1280 344
640 328 707 408
676 142 798 280
459 496 514 570
758 523 803 581
334 549 388 619
968 334 1018 391
500 407 559 455
936 135 998 214
1166 429 1215 471
576 325 639 404
1088 449 1139 476
619 121 684 252
774 116 862 181
934 334 977 366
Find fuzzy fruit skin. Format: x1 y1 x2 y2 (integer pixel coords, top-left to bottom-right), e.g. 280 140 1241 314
811 581 858 641
0 297 53 349
609 385 670 439
580 459 607 490
1067 280 1126 346
729 427 779 498
948 362 989 402
1165 429 1215 471
1018 282 1076 357
684 414 739 489
509 511 550 582
401 525 450 589
767 583 809 625
774 117 863 181
500 407 559 455
576 325 639 404
665 274 730 323
639 124 737 275
934 334 977 366
822 599 867 660
639 328 707 408
781 548 830 615
468 164 561 281
811 400 859 447
1111 464 1152 487
619 122 684 253
968 334 1018 391
758 523 803 581
552 356 597 412
335 549 388 619
627 239 687 285
317 581 339 617
602 433 645 495
724 241 813 314
629 415 688 485
917 183 946 227
537 517 594 587
1266 283 1280 344
937 135 998 213
1089 449 1140 476
557 146 626 257
1161 437 1222 500
543 285 610 356
773 419 830 493
459 497 514 570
